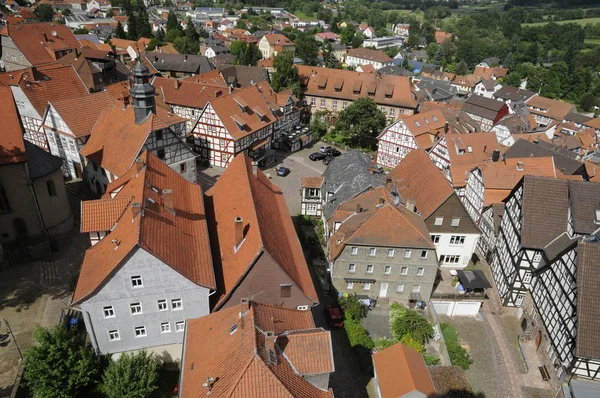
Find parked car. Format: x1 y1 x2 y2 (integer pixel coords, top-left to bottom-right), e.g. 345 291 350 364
325 148 341 157
324 304 344 328
309 152 327 161
276 166 290 176
320 145 333 153
322 156 334 165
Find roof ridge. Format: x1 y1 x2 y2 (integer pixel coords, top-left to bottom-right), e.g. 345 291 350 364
393 206 434 246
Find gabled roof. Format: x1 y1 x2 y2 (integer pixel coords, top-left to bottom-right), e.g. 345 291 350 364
444 132 500 188
504 139 584 176
346 48 392 63
72 151 215 303
181 301 333 397
206 154 318 307
0 64 90 116
463 94 507 121
218 65 269 88
47 91 114 138
493 86 535 102
153 77 226 109
80 197 130 232
0 85 27 165
379 109 446 147
389 150 454 219
525 95 575 121
80 104 185 177
263 33 294 46
576 241 600 360
0 23 81 66
145 53 214 74
301 176 323 189
568 180 600 236
372 343 436 398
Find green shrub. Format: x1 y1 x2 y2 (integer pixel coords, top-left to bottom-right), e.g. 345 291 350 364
389 302 407 325
440 323 472 370
339 295 368 321
424 354 441 366
400 333 425 353
391 309 434 345
374 338 397 350
344 315 374 350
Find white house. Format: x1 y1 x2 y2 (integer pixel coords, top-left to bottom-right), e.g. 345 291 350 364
344 48 392 70
473 79 502 99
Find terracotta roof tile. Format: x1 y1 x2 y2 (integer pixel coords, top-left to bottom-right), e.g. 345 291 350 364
0 85 27 165
153 77 227 109
372 343 436 397
47 91 114 138
264 33 294 46
80 198 130 232
435 30 452 44
184 69 227 86
526 95 575 121
301 176 323 189
0 23 81 66
346 48 392 63
444 132 500 188
181 301 333 397
280 329 334 375
206 154 318 307
389 150 454 219
72 151 215 303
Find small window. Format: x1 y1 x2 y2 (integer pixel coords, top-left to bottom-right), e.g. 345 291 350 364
46 180 57 197
346 281 354 290
387 249 395 257
420 250 428 259
451 217 460 227
157 149 166 160
363 282 371 291
412 285 421 293
404 250 411 259
108 330 120 341
401 266 408 275
351 247 358 255
297 305 309 310
155 130 163 141
515 295 524 306
434 217 444 226
450 236 466 245
134 326 147 338
171 299 183 310
131 276 143 288
366 264 374 274
417 267 424 276
348 264 356 273
384 265 391 275
523 272 532 284
103 306 115 318
280 284 292 298
160 322 171 333
179 163 186 174
158 300 168 311
533 252 542 263
175 321 185 332
431 235 440 244
369 248 376 256
130 302 142 315
396 284 404 293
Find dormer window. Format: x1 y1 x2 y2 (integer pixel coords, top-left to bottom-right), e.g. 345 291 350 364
595 209 600 225
432 115 438 122
415 121 421 128
234 97 249 113
467 146 473 153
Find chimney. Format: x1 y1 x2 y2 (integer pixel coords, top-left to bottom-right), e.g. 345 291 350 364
264 331 277 365
131 202 142 220
356 203 362 213
444 121 449 134
385 177 392 191
516 161 524 171
378 196 385 207
491 149 500 162
162 189 174 212
174 79 180 90
235 216 244 248
252 161 258 176
406 198 416 212
135 157 144 173
229 84 234 94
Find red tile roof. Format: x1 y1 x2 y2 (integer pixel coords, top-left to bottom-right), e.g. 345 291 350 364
435 30 452 44
263 33 294 47
72 151 215 303
280 329 335 375
444 132 501 188
47 91 114 138
183 69 227 87
80 104 185 177
0 23 81 67
80 197 130 232
372 343 436 398
181 301 333 398
153 77 227 109
206 154 318 307
526 95 576 122
0 85 27 165
301 176 324 189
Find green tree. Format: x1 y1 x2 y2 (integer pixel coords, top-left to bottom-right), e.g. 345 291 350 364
61 8 72 16
503 52 515 70
339 295 368 321
271 51 300 96
184 17 200 42
311 110 330 138
390 309 434 344
101 351 158 398
164 28 182 43
322 42 341 69
166 11 180 33
145 37 162 51
294 31 319 66
340 25 355 46
580 93 597 112
23 326 102 398
334 97 386 147
115 21 126 39
73 28 88 34
351 33 364 49
433 45 446 66
126 6 138 40
455 60 468 75
400 333 425 353
174 36 199 54
236 20 247 30
136 5 153 39
36 4 55 22
106 8 114 17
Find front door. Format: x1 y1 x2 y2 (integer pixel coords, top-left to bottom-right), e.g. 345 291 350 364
379 282 388 298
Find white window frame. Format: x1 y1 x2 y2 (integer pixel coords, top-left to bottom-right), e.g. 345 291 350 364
384 265 391 275
366 264 374 274
158 299 168 311
160 322 171 334
130 302 142 315
523 272 532 284
363 282 371 291
103 306 115 319
171 298 183 311
131 275 143 288
297 305 309 310
417 267 425 276
420 250 428 259
387 249 395 257
451 217 460 227
346 281 354 290
348 263 356 273
108 329 120 341
450 235 466 246
175 321 185 332
431 235 440 244
516 295 524 306
396 284 404 293
412 285 421 293
434 217 443 226
134 326 147 338
351 247 358 255
404 249 411 259
369 248 376 256
401 266 408 275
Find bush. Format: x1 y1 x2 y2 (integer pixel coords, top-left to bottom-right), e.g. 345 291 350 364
102 350 158 398
389 302 407 326
424 354 441 366
400 333 425 353
391 308 434 345
374 338 397 350
344 315 374 350
339 295 368 321
441 323 473 370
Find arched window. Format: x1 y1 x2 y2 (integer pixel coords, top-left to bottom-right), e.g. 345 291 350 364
46 180 57 197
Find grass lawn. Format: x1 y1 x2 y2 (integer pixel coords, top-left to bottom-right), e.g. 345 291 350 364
524 17 600 27
291 10 316 21
585 38 600 45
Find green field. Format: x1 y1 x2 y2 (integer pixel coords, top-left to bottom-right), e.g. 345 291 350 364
523 17 600 27
585 38 600 45
291 10 317 21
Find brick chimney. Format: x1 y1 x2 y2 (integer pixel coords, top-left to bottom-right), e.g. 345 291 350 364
162 189 174 212
264 331 277 365
173 79 180 90
356 203 362 213
235 217 244 249
378 196 385 206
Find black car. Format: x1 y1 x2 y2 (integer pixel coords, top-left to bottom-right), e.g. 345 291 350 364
322 156 334 165
309 152 327 161
325 148 342 157
276 166 290 176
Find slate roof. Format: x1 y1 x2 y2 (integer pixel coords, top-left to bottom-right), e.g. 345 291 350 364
564 111 592 125
463 94 506 121
24 141 63 179
493 86 535 102
206 154 318 308
72 151 215 304
576 241 600 360
568 180 600 236
180 301 334 397
504 139 585 176
456 270 492 289
377 65 416 77
321 151 384 220
145 53 214 74
217 65 269 88
0 85 27 165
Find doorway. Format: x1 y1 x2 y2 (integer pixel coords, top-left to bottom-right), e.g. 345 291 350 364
379 282 388 298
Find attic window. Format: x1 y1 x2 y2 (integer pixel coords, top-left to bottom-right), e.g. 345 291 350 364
254 107 266 121
229 324 238 335
467 146 473 153
424 118 430 124
317 76 328 89
595 209 600 225
352 80 362 94
415 121 421 128
234 97 249 113
432 115 439 122
516 162 524 171
334 79 343 92
231 115 246 131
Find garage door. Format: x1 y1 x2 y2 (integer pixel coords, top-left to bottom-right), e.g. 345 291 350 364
453 302 481 316
433 302 452 316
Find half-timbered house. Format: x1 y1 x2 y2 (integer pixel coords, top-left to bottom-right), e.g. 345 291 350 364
376 109 446 169
301 176 324 217
525 95 576 128
462 94 509 131
191 81 301 167
80 62 196 194
42 91 114 180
